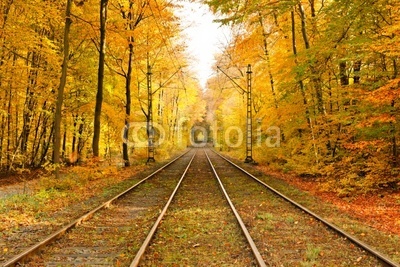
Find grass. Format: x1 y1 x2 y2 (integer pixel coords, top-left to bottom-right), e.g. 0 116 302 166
305 244 321 261
2 164 146 216
255 212 274 221
148 207 252 265
285 216 295 224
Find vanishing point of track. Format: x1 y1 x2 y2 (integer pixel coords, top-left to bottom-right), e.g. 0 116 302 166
2 148 399 266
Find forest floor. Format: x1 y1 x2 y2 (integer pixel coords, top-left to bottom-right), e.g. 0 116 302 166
1 159 399 237
0 151 399 264
1 160 400 237
0 171 43 198
257 166 400 236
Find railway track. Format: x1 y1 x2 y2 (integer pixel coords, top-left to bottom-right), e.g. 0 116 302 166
2 150 194 266
207 150 400 267
133 148 263 266
2 148 399 266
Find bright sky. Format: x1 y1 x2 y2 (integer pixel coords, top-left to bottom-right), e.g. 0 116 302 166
175 2 231 89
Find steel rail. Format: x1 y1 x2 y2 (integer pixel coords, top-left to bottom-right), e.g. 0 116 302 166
212 149 400 267
205 150 267 267
2 149 192 267
129 151 197 267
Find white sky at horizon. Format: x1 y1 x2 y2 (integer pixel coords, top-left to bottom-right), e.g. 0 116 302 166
175 2 232 90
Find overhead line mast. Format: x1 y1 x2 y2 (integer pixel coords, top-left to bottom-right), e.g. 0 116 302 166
146 63 181 164
245 64 254 163
217 64 256 164
147 64 155 163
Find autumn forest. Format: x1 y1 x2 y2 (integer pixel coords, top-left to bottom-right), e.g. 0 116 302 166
0 0 399 195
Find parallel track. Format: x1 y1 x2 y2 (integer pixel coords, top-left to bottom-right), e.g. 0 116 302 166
2 148 399 266
4 148 268 266
129 151 197 266
130 149 266 266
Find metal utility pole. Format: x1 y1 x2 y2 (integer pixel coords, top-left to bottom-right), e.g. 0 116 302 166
217 64 255 164
244 64 254 163
144 63 181 163
147 64 155 163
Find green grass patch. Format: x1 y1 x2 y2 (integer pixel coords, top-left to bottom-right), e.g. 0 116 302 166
255 212 274 221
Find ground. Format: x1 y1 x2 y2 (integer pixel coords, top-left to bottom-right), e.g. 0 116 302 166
0 154 399 265
1 160 399 237
1 164 399 237
0 170 42 198
257 166 400 236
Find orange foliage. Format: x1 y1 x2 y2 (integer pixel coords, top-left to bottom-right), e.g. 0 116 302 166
367 78 400 104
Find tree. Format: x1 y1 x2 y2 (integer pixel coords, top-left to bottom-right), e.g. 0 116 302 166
204 0 400 193
117 0 149 166
92 0 109 157
54 0 73 178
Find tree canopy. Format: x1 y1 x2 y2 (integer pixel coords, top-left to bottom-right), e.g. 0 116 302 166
0 0 398 194
0 0 205 171
204 0 400 194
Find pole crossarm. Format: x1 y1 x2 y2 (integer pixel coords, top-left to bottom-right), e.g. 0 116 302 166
217 66 246 94
152 67 181 95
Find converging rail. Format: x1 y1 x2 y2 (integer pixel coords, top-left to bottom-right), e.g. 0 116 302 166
4 148 268 266
2 150 193 266
129 151 197 266
3 148 399 266
204 150 267 267
210 149 400 267
130 149 267 266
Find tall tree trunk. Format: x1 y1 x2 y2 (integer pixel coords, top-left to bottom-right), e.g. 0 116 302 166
54 0 72 178
20 50 41 155
0 93 5 169
78 118 85 155
298 3 310 50
30 107 43 165
392 58 397 79
62 125 67 159
39 125 54 166
31 115 50 167
340 61 349 86
258 13 278 109
308 0 315 17
119 1 146 166
298 2 325 115
92 0 109 157
6 78 12 170
291 9 319 165
72 115 77 153
122 42 133 166
21 84 36 154
353 60 361 83
391 100 397 166
31 101 51 166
